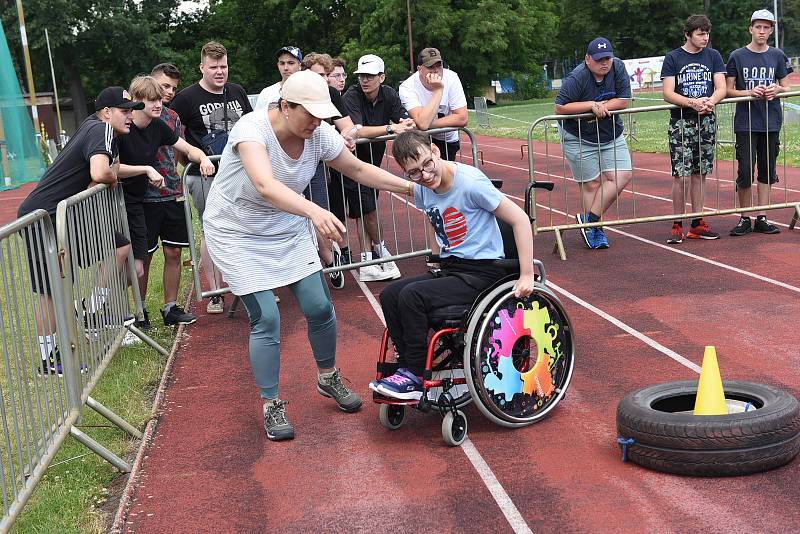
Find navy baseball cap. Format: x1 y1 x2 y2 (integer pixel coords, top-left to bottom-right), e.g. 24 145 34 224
587 37 614 60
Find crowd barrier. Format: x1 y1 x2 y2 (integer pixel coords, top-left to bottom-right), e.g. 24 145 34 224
1 185 167 532
181 127 483 304
526 91 800 259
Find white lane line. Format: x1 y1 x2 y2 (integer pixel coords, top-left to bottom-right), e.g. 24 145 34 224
461 439 534 534
502 193 800 294
546 281 701 373
353 270 532 534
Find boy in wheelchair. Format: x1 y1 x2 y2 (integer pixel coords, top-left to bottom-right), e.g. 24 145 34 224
370 130 535 400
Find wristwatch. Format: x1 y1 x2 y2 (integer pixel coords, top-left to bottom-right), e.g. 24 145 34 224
386 123 394 134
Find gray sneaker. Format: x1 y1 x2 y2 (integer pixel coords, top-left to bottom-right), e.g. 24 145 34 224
263 399 294 441
317 369 362 412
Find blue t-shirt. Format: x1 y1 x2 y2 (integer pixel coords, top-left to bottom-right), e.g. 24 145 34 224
661 46 726 120
555 58 631 144
413 163 504 260
726 46 792 132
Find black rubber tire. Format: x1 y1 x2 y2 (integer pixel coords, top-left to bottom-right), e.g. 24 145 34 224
617 380 800 476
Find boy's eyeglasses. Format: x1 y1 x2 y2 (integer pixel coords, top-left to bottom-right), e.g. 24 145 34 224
358 73 380 82
406 158 435 181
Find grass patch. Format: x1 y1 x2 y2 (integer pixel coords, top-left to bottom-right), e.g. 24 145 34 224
470 91 800 166
3 220 196 533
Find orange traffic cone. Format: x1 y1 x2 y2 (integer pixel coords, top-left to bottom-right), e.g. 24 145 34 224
694 346 727 416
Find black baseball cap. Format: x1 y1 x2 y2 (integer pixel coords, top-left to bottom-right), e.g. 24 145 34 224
276 46 303 61
94 86 144 111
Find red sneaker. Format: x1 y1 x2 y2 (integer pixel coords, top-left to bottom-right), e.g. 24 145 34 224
666 223 683 244
687 219 720 240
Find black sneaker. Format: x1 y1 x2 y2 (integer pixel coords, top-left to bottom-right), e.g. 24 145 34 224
730 217 752 236
162 305 197 326
340 248 352 265
328 245 345 290
754 217 781 234
39 349 87 377
263 399 294 441
133 309 151 330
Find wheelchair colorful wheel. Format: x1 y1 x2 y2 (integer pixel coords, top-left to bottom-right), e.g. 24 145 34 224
464 281 575 428
379 404 409 430
441 410 468 446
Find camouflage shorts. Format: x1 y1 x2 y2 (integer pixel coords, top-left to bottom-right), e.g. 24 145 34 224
668 115 717 177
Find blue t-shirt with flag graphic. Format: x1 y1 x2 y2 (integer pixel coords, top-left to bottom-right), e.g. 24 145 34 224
726 46 792 132
413 163 504 260
661 46 726 120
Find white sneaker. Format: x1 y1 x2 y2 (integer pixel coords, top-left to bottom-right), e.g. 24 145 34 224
206 295 224 314
380 261 402 280
359 264 394 282
121 330 141 346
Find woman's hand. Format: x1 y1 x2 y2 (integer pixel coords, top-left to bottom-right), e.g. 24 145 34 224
309 205 346 242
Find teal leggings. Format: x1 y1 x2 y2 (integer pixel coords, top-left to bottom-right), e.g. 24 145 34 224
240 271 336 399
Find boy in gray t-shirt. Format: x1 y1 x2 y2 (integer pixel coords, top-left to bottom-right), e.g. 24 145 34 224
726 9 792 236
370 131 536 401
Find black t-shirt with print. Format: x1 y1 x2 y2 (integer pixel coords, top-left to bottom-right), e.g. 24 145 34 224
170 82 253 149
18 116 117 217
661 46 726 120
727 46 792 132
118 118 179 202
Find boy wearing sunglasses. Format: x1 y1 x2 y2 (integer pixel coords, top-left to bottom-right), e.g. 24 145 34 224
369 131 535 400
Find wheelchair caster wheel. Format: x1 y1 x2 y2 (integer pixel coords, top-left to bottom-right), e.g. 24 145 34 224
442 410 468 446
379 404 409 430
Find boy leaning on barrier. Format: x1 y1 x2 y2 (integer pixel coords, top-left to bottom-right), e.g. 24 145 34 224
117 76 215 327
17 87 139 375
661 14 727 244
369 130 535 400
555 37 633 250
726 9 792 237
340 53 417 282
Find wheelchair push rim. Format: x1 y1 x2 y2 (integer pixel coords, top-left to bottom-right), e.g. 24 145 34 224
464 280 575 428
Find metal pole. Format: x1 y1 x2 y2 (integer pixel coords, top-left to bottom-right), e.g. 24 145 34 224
406 0 414 74
15 0 39 132
774 0 780 48
0 113 12 187
45 28 64 146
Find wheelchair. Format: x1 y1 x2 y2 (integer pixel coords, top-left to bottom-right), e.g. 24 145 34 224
373 182 575 446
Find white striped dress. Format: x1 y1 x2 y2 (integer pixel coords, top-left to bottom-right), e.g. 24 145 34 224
203 110 344 295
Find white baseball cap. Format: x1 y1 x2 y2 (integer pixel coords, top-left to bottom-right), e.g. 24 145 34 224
751 9 775 24
354 54 385 75
280 70 341 119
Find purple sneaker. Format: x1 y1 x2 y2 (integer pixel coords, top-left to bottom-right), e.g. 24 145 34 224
375 368 423 400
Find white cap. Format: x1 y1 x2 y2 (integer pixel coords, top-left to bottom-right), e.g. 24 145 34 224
354 54 385 75
751 9 775 24
280 70 340 119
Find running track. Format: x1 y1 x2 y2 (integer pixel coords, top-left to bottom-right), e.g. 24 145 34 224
2 136 798 532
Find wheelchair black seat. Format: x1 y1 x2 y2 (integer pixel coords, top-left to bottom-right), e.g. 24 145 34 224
428 304 471 328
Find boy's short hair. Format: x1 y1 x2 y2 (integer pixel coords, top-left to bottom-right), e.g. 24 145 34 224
684 14 711 36
392 131 432 168
331 57 346 69
151 63 181 80
201 41 227 61
302 53 334 75
129 75 164 101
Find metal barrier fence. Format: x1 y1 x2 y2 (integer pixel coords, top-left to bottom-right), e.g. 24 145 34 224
182 126 483 304
526 91 800 259
1 185 167 532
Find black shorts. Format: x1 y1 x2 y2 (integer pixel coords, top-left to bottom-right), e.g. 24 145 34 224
328 169 378 220
144 199 189 253
735 131 780 188
25 227 129 295
125 201 148 260
432 138 461 161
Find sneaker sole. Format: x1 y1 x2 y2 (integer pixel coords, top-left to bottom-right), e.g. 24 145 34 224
265 426 295 441
317 385 363 412
754 228 781 234
730 228 752 236
375 384 422 400
666 238 683 244
164 318 198 326
206 308 224 314
686 234 720 240
359 273 396 282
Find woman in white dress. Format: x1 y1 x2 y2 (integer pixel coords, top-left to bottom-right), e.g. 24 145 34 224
203 70 413 441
